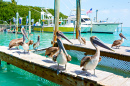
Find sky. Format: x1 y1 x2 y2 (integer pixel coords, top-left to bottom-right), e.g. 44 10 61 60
3 0 130 27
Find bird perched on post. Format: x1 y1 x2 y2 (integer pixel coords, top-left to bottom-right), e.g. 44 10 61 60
78 30 86 45
80 36 114 75
33 35 40 50
111 33 127 49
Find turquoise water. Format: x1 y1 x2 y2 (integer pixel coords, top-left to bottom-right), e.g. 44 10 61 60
0 27 130 85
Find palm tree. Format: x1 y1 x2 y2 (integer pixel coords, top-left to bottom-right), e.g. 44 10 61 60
11 0 16 5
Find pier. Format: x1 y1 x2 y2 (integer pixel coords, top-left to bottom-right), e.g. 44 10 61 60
60 39 130 62
0 46 129 86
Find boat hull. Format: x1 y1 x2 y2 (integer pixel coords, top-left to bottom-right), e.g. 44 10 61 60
32 26 88 33
85 23 120 33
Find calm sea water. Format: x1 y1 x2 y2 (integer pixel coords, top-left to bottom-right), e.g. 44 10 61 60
0 27 130 85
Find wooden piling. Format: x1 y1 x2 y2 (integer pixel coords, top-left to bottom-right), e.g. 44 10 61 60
0 59 1 65
76 0 81 39
16 12 19 33
53 0 60 46
29 11 31 34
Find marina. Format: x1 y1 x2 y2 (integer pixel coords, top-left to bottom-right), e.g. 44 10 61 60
0 0 130 86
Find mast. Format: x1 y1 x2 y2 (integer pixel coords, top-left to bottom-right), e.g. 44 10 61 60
96 10 98 22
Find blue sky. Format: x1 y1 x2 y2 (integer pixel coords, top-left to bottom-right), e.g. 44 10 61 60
4 0 130 27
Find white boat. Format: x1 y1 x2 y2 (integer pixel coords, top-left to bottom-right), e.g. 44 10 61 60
33 9 121 34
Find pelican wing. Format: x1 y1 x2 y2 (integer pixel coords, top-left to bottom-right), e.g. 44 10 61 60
45 47 59 57
81 37 86 44
80 56 91 67
112 40 122 47
33 43 36 48
9 38 23 49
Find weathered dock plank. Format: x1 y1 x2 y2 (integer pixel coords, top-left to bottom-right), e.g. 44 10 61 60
61 39 130 62
0 46 129 86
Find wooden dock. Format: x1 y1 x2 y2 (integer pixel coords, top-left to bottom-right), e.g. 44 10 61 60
0 46 129 86
61 39 130 62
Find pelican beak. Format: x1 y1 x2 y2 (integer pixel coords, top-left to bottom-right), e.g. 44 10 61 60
92 37 114 52
121 34 127 40
21 28 29 40
57 38 68 56
57 32 73 44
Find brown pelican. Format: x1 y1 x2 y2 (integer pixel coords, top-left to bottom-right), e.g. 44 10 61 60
33 35 40 50
21 35 30 53
78 30 86 45
9 28 28 49
80 36 114 75
111 33 127 49
21 28 29 40
45 31 73 58
54 36 71 70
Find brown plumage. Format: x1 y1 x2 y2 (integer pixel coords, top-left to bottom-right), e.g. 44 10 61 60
80 56 91 67
111 33 127 48
80 56 101 68
111 40 122 48
9 38 33 49
45 47 59 57
26 40 34 46
9 38 23 49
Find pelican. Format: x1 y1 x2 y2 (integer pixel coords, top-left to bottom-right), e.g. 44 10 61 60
33 35 40 50
111 33 127 49
78 30 86 45
21 35 30 53
54 36 71 70
80 36 114 75
45 31 73 58
21 28 29 40
9 27 29 49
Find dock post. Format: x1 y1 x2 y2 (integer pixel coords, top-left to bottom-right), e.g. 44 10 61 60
121 23 122 32
76 0 81 39
29 11 31 34
0 59 1 65
16 12 19 33
96 10 98 22
73 21 76 39
53 0 60 46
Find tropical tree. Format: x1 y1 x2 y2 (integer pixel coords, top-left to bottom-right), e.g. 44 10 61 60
11 0 16 5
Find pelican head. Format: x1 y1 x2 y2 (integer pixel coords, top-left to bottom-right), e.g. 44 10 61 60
21 28 29 40
119 33 127 40
57 37 71 60
90 36 114 51
56 31 73 44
